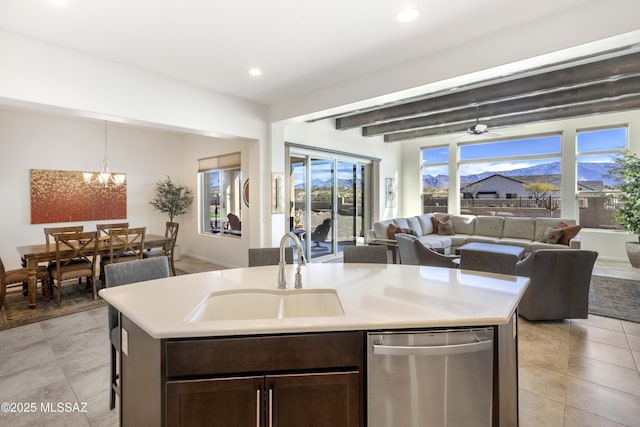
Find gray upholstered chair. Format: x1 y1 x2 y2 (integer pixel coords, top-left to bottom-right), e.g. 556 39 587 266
343 246 388 264
248 247 293 267
395 233 459 268
515 249 598 320
104 256 170 410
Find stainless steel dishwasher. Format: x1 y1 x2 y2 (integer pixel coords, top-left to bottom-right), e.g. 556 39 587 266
367 328 494 427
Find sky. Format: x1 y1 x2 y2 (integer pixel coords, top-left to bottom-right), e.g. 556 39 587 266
422 127 627 176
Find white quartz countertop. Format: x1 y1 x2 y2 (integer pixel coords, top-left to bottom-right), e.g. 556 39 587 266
98 263 529 339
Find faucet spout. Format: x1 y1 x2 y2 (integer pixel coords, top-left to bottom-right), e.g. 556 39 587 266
278 232 306 289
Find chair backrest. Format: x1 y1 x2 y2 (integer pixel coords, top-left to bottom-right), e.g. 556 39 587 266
54 231 99 267
104 256 170 331
343 246 388 264
396 233 458 268
96 222 129 237
164 222 180 254
516 249 598 320
44 225 84 245
311 218 331 241
108 227 146 261
248 247 293 267
227 213 241 231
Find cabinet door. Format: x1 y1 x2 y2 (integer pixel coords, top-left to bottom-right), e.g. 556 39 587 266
268 371 360 427
166 376 263 427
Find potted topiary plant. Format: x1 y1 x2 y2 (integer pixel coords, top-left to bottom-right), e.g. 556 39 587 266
150 176 193 260
611 151 640 267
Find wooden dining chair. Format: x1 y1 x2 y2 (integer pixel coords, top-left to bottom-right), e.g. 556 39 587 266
96 222 129 237
43 225 86 286
1 257 52 310
44 225 84 246
143 222 179 276
50 231 99 305
100 227 147 284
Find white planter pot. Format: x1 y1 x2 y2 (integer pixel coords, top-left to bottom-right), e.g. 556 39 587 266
625 241 640 268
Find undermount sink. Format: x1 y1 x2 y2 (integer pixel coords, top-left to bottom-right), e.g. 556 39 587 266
187 288 345 322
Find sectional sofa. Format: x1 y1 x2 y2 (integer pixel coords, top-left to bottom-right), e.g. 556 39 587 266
368 213 581 255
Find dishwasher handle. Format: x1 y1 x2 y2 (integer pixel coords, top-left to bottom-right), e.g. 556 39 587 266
372 338 492 357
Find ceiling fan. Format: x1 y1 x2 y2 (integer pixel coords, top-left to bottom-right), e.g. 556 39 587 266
467 119 490 135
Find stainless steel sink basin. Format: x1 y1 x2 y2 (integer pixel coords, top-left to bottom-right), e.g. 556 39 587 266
187 288 344 322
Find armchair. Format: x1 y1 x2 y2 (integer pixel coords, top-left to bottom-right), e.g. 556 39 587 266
515 249 598 320
395 233 459 268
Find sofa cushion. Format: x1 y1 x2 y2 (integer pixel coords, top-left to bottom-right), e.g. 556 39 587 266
530 241 568 251
498 238 533 252
475 216 504 238
418 235 452 254
406 216 423 236
417 214 435 235
393 217 410 229
373 219 394 239
445 214 476 235
503 217 535 240
466 235 500 244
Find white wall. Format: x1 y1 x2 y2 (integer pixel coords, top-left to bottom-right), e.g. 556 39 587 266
270 4 640 122
0 107 261 270
178 134 256 268
283 119 401 221
400 109 640 261
0 107 181 269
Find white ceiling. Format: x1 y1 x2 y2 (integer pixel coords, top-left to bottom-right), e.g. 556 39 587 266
0 0 599 106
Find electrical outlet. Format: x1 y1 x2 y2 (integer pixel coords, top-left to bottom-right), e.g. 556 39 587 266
122 328 129 356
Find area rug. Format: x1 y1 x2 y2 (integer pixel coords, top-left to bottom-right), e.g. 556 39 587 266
0 282 106 331
589 275 640 323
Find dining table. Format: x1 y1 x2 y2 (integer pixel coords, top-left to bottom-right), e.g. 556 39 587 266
17 233 170 309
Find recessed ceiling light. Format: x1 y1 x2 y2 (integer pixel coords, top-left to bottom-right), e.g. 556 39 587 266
49 0 69 6
396 8 420 23
248 68 262 77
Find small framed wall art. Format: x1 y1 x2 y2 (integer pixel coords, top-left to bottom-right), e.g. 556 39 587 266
271 173 285 214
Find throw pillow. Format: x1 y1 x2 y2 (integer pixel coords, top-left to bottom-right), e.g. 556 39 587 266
387 223 418 239
557 221 582 246
437 218 455 235
541 227 563 244
430 216 439 234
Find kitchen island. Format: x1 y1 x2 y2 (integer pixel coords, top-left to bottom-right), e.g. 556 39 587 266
100 263 529 427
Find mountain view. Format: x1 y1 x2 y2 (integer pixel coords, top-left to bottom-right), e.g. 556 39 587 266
423 161 619 189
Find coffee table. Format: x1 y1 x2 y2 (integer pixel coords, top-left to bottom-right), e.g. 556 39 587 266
458 242 525 275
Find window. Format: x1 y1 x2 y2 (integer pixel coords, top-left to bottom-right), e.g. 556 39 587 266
576 127 627 229
422 135 563 217
198 153 243 236
421 146 448 213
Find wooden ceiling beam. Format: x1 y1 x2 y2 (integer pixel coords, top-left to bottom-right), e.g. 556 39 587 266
337 51 640 130
363 75 640 136
384 94 640 142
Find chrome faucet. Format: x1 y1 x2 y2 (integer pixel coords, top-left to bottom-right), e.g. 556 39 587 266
278 232 306 289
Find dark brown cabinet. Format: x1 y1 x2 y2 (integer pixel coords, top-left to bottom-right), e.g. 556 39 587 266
120 316 363 427
166 372 359 427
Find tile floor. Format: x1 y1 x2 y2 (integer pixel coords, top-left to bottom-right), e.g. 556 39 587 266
0 257 638 426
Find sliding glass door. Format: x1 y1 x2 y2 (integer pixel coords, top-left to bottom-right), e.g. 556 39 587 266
289 150 370 261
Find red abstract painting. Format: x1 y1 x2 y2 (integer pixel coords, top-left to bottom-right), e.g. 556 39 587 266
30 169 127 224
